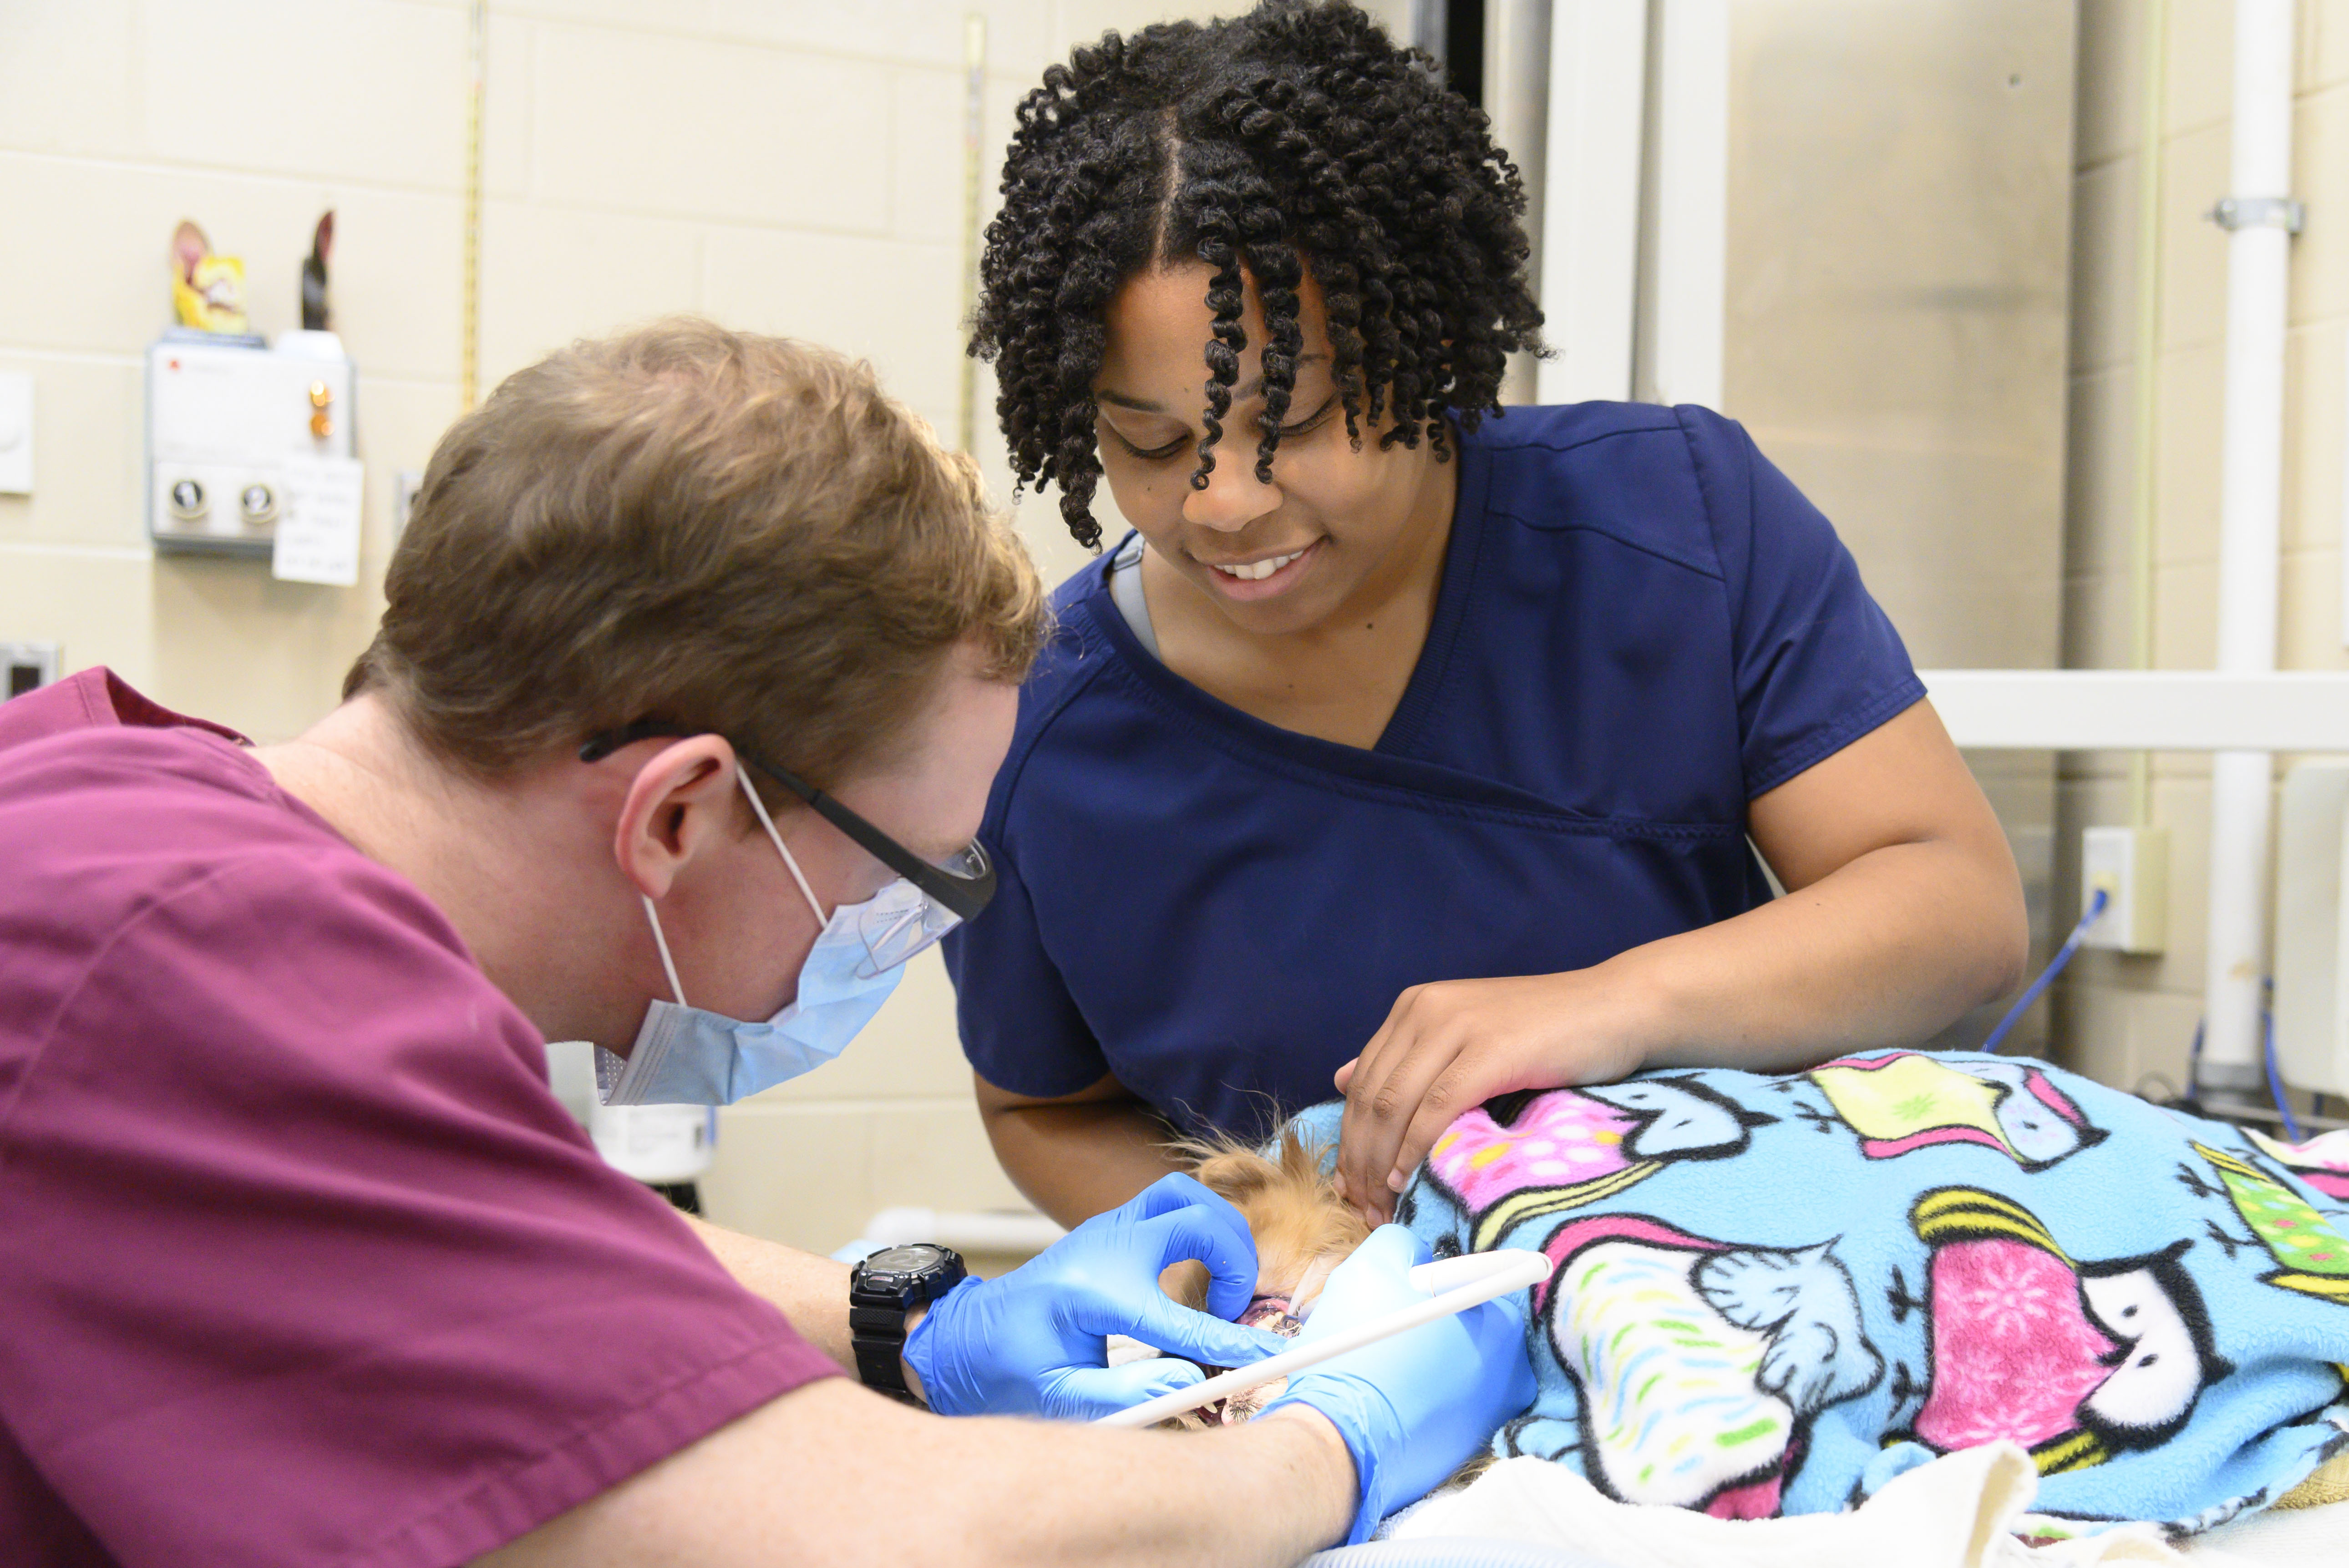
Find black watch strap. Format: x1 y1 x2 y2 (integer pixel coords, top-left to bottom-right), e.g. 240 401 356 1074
849 1305 921 1403
848 1244 966 1406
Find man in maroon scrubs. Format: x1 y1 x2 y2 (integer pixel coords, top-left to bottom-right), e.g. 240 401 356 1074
0 321 1527 1568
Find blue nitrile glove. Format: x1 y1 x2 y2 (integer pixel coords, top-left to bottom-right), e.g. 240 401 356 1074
1261 1226 1536 1545
903 1173 1291 1419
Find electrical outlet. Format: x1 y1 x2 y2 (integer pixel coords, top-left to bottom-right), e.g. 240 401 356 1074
2081 825 2168 954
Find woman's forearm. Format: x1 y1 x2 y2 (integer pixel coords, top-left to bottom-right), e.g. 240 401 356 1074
1329 833 2024 1220
1328 701 2029 1218
1613 832 2029 1072
1633 700 2029 1067
975 1076 1187 1228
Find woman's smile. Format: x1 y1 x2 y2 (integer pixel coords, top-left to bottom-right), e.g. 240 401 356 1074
1197 538 1323 599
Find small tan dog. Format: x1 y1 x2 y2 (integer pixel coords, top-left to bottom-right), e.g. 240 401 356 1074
1152 1131 1371 1425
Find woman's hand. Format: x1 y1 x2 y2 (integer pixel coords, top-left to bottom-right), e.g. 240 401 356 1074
1331 969 1649 1225
1330 702 2029 1228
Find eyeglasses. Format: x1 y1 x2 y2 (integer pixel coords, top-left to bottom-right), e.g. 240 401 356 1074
579 720 996 974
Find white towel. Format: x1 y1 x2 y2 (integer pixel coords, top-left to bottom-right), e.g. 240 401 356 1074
2185 1496 2349 1567
1382 1442 2182 1567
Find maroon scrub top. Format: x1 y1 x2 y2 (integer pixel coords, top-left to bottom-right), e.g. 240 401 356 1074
0 670 839 1568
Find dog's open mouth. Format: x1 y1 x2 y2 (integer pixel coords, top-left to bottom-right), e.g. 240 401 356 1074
1192 1295 1307 1426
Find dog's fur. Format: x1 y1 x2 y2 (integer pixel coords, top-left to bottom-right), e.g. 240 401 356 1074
1152 1130 1498 1480
1161 1129 1370 1316
1125 1131 1372 1428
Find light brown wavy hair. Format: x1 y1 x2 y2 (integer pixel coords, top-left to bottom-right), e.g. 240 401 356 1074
345 317 1046 790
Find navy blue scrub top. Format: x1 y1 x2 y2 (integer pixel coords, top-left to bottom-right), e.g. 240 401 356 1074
943 402 1925 1139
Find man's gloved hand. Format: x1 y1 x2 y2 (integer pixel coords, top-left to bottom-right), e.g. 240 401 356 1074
1261 1226 1536 1544
903 1173 1291 1420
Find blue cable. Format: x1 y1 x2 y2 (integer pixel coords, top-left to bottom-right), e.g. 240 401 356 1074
1923 884 2305 1139
2264 1005 2306 1143
2179 996 2302 1143
1982 887 2109 1054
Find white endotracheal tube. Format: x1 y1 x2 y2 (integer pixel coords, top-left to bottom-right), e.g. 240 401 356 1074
596 769 911 1106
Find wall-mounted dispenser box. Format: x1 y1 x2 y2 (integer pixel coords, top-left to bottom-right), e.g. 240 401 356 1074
147 330 353 557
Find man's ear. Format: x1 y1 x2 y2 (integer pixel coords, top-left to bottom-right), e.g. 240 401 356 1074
612 736 743 901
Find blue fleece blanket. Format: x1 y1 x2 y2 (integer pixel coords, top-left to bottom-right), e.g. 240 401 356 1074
1284 1052 2349 1534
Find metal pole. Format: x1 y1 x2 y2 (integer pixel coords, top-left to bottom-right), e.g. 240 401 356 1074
2201 0 2299 1090
2126 0 2168 829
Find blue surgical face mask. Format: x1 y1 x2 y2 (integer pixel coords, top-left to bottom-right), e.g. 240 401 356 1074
597 772 907 1106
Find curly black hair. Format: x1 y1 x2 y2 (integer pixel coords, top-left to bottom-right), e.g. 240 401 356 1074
972 0 1545 550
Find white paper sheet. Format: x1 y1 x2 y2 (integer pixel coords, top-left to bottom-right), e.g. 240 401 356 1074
272 454 365 586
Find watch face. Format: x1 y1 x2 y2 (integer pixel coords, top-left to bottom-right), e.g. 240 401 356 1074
866 1244 945 1278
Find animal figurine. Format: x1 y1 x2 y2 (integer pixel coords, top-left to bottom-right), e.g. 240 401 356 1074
170 220 247 335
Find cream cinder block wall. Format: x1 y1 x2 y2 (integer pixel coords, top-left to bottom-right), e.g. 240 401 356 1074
0 0 1401 1255
706 0 1410 1253
2054 0 2349 1091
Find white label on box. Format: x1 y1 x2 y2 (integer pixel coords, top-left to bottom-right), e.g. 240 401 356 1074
589 1102 717 1184
272 454 365 586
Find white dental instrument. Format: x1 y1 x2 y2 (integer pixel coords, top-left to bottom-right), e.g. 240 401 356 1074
1094 1246 1552 1429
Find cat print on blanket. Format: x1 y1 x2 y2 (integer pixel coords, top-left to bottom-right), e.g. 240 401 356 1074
1515 1214 1884 1516
2243 1127 2349 1204
1895 1188 2231 1474
1213 1052 2349 1538
2187 1142 2349 1304
1426 1078 1777 1252
1802 1052 2108 1170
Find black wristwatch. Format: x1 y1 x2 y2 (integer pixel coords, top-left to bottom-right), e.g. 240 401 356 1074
848 1243 967 1405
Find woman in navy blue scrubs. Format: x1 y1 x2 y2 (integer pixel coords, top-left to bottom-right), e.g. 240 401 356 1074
944 2 2029 1228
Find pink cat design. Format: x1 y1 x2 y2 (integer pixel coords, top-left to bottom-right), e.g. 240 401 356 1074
1429 1080 1770 1250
